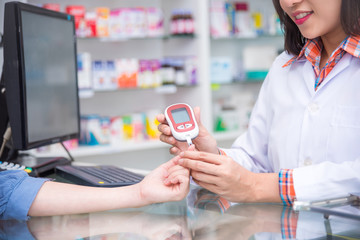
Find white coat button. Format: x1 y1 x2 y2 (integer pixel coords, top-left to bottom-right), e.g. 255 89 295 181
308 103 319 113
304 158 312 166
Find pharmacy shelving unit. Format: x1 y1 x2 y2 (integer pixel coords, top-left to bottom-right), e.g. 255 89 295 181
21 0 211 170
209 0 284 147
3 0 283 170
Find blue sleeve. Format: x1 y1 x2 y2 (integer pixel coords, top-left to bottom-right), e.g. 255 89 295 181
0 219 35 240
0 170 48 220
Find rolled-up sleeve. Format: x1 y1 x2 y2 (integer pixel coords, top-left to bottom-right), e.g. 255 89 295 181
0 170 48 220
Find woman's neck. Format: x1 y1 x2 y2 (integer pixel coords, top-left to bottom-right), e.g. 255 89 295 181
319 29 347 69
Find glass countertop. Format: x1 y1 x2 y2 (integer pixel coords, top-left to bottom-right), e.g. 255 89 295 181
1 187 359 240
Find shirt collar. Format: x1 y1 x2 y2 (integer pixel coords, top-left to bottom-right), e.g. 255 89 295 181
283 35 360 68
342 35 360 58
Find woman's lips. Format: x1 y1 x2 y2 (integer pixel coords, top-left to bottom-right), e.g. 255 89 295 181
293 11 313 25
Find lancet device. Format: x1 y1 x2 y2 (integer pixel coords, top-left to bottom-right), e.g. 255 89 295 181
165 103 199 146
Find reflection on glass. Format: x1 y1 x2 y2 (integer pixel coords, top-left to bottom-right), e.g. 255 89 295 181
1 188 359 240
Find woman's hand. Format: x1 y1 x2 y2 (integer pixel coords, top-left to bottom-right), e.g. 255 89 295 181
138 155 190 205
176 150 255 202
156 106 218 155
175 150 280 203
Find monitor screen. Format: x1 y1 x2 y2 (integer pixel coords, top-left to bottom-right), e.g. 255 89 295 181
22 10 78 143
2 2 80 151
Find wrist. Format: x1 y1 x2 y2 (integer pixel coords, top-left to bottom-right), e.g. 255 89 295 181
253 173 282 203
128 183 150 208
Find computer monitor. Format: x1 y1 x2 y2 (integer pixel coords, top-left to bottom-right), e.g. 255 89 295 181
0 2 80 160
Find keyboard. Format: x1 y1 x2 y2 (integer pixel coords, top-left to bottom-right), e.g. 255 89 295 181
0 161 28 171
55 165 144 187
0 161 35 175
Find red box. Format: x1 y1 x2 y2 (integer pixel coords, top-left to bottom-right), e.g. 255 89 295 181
66 5 86 30
43 4 61 12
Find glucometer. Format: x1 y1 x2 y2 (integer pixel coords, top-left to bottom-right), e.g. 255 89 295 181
165 103 199 146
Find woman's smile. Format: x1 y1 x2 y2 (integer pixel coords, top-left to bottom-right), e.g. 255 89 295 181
293 11 313 25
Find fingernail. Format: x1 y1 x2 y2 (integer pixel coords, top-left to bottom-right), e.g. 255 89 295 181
179 152 184 157
178 158 184 164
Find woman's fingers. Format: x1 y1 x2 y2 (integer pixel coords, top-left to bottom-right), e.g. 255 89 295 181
170 147 181 155
165 169 189 185
164 164 189 184
177 158 219 176
162 156 181 174
156 113 167 124
158 123 172 136
192 178 219 193
167 164 188 176
180 151 223 165
191 170 218 185
159 134 177 145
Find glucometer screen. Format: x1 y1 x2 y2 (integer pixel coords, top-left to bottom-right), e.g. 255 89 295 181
171 108 190 124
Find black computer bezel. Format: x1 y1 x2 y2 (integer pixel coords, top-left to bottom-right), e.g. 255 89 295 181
3 1 80 150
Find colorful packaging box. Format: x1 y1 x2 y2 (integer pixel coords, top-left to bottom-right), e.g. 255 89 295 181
146 110 161 139
122 115 133 141
210 0 230 37
150 59 162 87
116 59 127 88
43 4 61 12
106 60 118 90
77 52 92 90
84 12 97 37
66 5 86 35
138 60 152 88
210 57 233 84
92 61 107 90
109 9 125 38
110 116 123 145
147 7 164 37
96 7 110 37
132 113 147 142
79 115 109 145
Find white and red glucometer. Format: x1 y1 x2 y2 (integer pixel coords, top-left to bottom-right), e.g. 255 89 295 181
164 103 199 146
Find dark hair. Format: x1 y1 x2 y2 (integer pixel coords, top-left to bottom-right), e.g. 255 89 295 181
272 0 360 55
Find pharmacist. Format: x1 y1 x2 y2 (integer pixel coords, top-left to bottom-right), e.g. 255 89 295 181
157 0 360 205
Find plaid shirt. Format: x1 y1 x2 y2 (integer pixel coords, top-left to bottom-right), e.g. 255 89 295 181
279 35 360 206
283 35 360 91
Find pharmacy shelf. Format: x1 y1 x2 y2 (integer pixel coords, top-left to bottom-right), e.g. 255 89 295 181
79 84 197 99
211 80 264 87
33 140 169 159
78 34 196 42
91 83 196 93
71 140 168 157
210 34 283 41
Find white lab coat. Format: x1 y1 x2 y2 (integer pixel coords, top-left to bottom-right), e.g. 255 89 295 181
222 51 360 201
